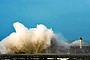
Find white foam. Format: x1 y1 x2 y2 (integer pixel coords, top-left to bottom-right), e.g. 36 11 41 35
0 22 55 54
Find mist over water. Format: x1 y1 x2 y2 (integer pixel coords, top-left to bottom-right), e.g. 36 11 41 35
0 22 82 54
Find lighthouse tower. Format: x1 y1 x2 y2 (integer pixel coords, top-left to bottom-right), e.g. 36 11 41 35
80 37 83 49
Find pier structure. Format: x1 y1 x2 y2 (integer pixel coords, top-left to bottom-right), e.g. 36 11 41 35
0 54 90 60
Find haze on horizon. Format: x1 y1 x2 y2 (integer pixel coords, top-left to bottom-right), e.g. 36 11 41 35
0 0 90 42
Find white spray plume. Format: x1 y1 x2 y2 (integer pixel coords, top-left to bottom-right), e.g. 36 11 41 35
0 22 85 54
0 22 55 54
70 40 84 46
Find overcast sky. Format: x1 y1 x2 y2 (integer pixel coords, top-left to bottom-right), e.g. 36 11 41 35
0 0 90 42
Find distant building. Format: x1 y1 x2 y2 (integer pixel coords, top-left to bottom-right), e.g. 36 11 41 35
69 37 90 54
69 46 90 54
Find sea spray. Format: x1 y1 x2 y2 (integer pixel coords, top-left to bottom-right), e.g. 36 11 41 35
0 22 84 54
0 22 55 54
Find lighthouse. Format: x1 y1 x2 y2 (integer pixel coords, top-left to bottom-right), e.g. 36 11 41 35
80 37 83 49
